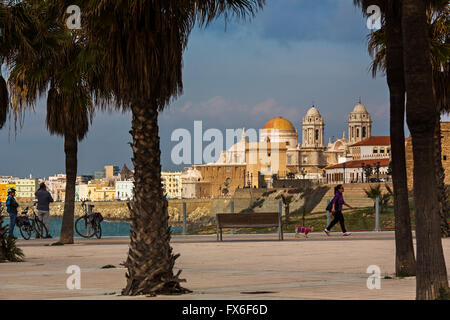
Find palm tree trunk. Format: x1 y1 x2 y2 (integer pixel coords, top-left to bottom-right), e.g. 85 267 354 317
122 102 190 296
385 0 416 277
59 132 78 244
402 0 449 300
434 118 450 238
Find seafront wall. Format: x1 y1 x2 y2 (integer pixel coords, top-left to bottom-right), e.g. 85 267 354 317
11 183 392 223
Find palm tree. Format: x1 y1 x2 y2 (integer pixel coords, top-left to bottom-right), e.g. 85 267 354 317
0 203 24 262
2 0 95 244
354 0 417 277
45 83 93 244
74 0 265 296
402 0 448 300
280 193 293 223
0 73 7 129
364 184 392 213
366 3 450 238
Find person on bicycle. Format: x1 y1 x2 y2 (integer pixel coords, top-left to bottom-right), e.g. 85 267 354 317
35 183 54 239
6 188 19 239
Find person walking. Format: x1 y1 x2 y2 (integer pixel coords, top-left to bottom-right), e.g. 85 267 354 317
5 188 19 239
324 184 353 236
35 183 54 239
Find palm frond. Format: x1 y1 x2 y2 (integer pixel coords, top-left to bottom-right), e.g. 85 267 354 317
367 26 387 77
0 75 8 129
76 0 264 112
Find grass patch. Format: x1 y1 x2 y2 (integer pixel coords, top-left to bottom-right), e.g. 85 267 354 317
437 288 450 300
101 264 116 269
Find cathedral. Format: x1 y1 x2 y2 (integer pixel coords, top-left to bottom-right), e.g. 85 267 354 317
182 101 374 198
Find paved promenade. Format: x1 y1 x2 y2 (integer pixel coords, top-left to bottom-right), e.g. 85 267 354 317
1 232 449 300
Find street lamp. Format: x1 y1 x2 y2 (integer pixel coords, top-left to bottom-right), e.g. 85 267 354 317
361 162 365 183
376 161 380 181
343 163 346 184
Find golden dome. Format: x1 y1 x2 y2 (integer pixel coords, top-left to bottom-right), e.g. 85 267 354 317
263 117 295 131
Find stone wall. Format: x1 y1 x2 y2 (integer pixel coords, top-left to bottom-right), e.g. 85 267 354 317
15 199 215 224
405 122 450 189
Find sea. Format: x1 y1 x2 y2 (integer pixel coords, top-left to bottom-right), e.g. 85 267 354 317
2 217 183 238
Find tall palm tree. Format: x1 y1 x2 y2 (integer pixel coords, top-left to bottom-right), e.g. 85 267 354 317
2 0 95 244
0 0 31 129
45 82 93 244
0 73 7 129
402 0 448 300
355 0 417 277
73 0 265 296
366 3 450 238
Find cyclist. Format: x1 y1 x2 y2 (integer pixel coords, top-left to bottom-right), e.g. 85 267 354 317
6 188 19 239
35 183 54 239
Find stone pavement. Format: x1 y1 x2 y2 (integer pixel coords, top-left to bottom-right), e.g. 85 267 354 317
0 232 449 300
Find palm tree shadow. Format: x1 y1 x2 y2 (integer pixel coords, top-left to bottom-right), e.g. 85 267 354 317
291 186 330 216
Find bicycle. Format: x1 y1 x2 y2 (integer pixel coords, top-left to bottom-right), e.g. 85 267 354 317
75 200 103 239
17 203 49 240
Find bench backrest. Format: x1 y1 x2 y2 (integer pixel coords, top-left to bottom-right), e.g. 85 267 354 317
216 212 280 228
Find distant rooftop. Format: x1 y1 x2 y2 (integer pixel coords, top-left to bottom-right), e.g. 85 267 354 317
350 136 390 147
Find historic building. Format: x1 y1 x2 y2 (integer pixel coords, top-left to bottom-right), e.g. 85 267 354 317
15 177 39 200
325 136 391 184
183 101 377 197
348 101 372 144
161 171 182 199
405 122 450 189
299 106 328 168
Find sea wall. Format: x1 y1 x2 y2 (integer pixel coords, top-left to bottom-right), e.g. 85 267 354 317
12 183 390 224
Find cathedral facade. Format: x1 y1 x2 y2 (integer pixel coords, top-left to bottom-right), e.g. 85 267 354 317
182 102 374 197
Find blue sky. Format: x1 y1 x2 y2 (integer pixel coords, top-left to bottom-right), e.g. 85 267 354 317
1 0 394 178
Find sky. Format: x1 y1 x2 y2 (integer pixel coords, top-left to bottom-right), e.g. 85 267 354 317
1 0 396 178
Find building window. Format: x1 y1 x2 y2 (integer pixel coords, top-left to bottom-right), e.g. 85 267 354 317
315 129 319 141
380 148 385 154
373 147 378 154
444 156 447 161
226 167 231 172
362 127 366 138
356 128 360 138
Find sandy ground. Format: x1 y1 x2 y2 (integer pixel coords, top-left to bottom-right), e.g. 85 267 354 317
0 232 449 300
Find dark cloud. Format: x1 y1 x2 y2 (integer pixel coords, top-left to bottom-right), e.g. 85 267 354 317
200 0 369 45
0 1 392 177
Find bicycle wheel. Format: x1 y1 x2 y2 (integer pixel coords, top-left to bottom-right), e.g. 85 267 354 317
19 224 32 240
35 220 49 238
75 216 96 238
95 222 102 239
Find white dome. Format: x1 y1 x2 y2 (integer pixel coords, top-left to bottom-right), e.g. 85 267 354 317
352 103 368 114
306 106 321 117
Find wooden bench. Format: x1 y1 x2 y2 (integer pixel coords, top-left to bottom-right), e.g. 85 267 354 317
216 212 283 241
